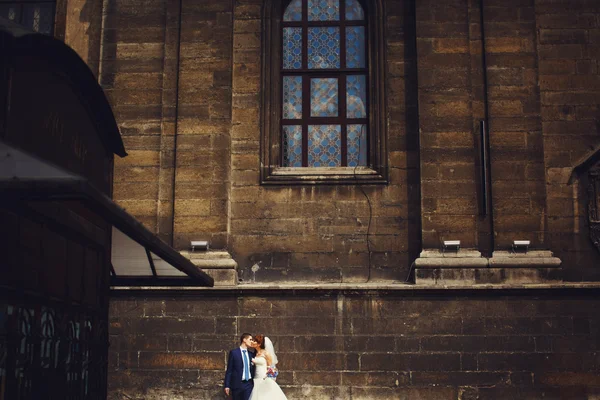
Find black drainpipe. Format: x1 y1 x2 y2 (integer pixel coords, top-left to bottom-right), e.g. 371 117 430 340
479 0 495 255
169 0 183 246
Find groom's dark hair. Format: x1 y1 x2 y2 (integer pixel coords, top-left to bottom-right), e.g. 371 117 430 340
240 333 252 343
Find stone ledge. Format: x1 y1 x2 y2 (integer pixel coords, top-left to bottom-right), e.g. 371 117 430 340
180 250 238 286
414 248 562 285
110 282 600 292
489 251 562 267
415 257 489 268
414 249 562 268
416 267 562 286
415 249 487 268
189 259 238 269
180 250 233 260
419 249 483 258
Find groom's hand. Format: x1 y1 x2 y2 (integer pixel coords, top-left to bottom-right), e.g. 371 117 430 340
224 388 230 396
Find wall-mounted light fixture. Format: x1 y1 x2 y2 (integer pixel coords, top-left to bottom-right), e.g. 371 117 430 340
442 240 461 253
191 240 209 252
512 240 530 253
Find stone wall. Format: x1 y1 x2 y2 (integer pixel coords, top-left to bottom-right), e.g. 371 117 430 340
85 0 600 283
416 0 482 250
108 289 600 400
228 0 418 283
536 0 600 280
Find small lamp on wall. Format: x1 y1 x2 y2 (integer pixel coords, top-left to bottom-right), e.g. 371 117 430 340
191 240 209 252
512 240 530 253
442 240 461 253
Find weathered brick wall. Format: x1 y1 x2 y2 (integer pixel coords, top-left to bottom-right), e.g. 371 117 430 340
485 0 546 249
415 0 546 251
100 0 233 248
108 290 600 400
536 0 600 280
92 0 600 281
100 0 169 232
173 0 233 249
229 0 417 282
97 0 418 281
416 0 480 249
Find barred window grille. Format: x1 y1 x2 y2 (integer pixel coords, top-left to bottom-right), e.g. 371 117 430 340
0 302 106 398
0 0 55 35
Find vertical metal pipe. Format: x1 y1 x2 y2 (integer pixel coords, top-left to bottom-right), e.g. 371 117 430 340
169 0 183 246
479 0 494 252
479 120 488 216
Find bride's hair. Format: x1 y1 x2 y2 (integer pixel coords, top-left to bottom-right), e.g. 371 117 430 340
253 335 273 365
254 334 265 349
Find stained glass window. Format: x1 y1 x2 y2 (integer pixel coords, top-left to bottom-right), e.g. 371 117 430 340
283 28 303 69
283 0 302 21
346 27 366 68
308 27 341 69
281 0 368 168
311 78 338 117
283 76 303 119
347 124 367 166
345 0 364 20
0 1 55 35
283 126 303 167
308 0 339 21
308 125 342 167
347 75 366 118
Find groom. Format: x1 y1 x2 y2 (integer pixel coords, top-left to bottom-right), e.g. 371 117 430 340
224 333 255 400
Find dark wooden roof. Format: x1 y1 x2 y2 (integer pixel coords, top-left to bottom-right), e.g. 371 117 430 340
0 17 127 157
570 145 600 184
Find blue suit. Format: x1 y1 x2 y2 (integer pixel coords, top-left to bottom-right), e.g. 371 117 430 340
224 347 255 400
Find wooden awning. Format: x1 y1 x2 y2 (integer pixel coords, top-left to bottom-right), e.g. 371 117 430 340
0 141 214 287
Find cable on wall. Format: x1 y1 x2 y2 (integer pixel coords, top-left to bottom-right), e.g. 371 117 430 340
353 125 373 282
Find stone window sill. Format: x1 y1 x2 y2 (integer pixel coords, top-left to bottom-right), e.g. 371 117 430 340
261 166 388 185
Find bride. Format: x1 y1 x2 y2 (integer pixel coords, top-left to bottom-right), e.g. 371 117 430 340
249 335 287 400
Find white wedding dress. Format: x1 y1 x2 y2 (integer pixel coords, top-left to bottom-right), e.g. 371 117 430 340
249 356 287 400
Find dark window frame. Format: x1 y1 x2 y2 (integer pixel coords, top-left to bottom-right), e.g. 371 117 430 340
0 0 57 35
261 0 388 185
588 166 600 254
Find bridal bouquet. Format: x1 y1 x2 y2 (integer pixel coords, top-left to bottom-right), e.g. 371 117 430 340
266 366 279 379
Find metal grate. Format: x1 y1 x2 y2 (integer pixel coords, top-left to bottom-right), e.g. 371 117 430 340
0 301 107 399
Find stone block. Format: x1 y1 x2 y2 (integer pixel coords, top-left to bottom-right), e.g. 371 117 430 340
173 216 226 234
174 199 211 216
117 199 157 217
415 267 562 285
138 352 224 369
433 38 469 53
489 100 523 115
362 353 461 372
167 335 193 352
135 317 216 335
411 371 510 387
115 150 160 167
486 37 528 53
113 182 159 200
540 29 589 45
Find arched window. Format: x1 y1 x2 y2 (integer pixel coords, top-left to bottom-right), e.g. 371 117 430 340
261 0 386 184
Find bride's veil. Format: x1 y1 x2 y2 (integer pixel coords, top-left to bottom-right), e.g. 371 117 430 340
264 336 278 366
